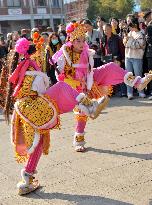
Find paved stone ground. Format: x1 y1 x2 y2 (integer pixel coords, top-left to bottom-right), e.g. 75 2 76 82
0 97 152 205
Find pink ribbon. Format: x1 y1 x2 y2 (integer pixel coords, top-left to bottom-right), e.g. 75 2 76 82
9 59 41 97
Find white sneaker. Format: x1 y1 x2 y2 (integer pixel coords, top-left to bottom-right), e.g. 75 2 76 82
139 93 146 98
127 94 133 100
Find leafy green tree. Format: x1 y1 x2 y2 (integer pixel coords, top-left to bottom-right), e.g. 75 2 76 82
115 0 135 18
87 0 135 21
140 0 152 11
87 0 100 20
99 0 117 20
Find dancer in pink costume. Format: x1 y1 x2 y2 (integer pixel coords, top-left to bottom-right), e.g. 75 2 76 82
4 38 107 195
52 22 152 152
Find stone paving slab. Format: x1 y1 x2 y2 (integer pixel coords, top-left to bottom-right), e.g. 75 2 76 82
0 97 152 205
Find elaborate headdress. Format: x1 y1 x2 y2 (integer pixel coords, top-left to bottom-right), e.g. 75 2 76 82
66 22 85 42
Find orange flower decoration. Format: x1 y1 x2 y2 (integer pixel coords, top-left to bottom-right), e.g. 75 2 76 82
39 37 44 43
33 33 44 51
33 39 38 44
36 42 42 49
33 32 39 40
73 22 78 28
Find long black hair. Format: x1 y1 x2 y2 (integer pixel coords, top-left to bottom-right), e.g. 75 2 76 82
129 18 140 31
48 32 62 54
4 51 19 123
4 44 36 123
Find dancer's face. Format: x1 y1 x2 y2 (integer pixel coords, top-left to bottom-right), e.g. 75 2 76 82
72 37 85 53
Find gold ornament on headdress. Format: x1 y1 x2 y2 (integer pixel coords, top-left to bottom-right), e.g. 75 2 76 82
66 23 86 42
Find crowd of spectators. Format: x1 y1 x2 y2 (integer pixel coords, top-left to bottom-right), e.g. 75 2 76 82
0 10 152 100
82 10 152 99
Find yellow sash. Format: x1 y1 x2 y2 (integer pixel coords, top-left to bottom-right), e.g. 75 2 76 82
64 76 80 89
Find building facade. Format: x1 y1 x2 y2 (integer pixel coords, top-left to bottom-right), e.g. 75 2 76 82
0 0 64 34
64 0 89 22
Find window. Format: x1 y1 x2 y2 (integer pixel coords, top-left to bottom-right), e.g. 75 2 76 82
37 0 46 6
0 0 4 7
7 0 21 7
52 0 60 7
32 0 35 7
23 0 26 7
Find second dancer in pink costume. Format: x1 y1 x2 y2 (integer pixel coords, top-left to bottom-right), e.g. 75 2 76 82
52 22 152 152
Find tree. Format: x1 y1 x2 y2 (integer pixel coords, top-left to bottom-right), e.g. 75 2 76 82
99 0 117 20
140 0 152 11
87 0 100 21
115 0 135 18
87 0 135 21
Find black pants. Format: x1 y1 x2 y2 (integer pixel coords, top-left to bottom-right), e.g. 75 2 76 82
147 57 152 70
47 65 57 85
146 57 152 95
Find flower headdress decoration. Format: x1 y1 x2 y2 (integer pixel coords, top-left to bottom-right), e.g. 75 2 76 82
15 37 30 55
66 22 85 42
33 32 44 50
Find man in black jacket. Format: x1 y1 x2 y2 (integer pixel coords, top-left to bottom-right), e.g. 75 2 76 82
101 24 125 63
144 11 152 99
101 23 126 96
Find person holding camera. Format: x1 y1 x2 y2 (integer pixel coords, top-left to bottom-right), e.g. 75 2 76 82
123 18 146 100
119 19 129 38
